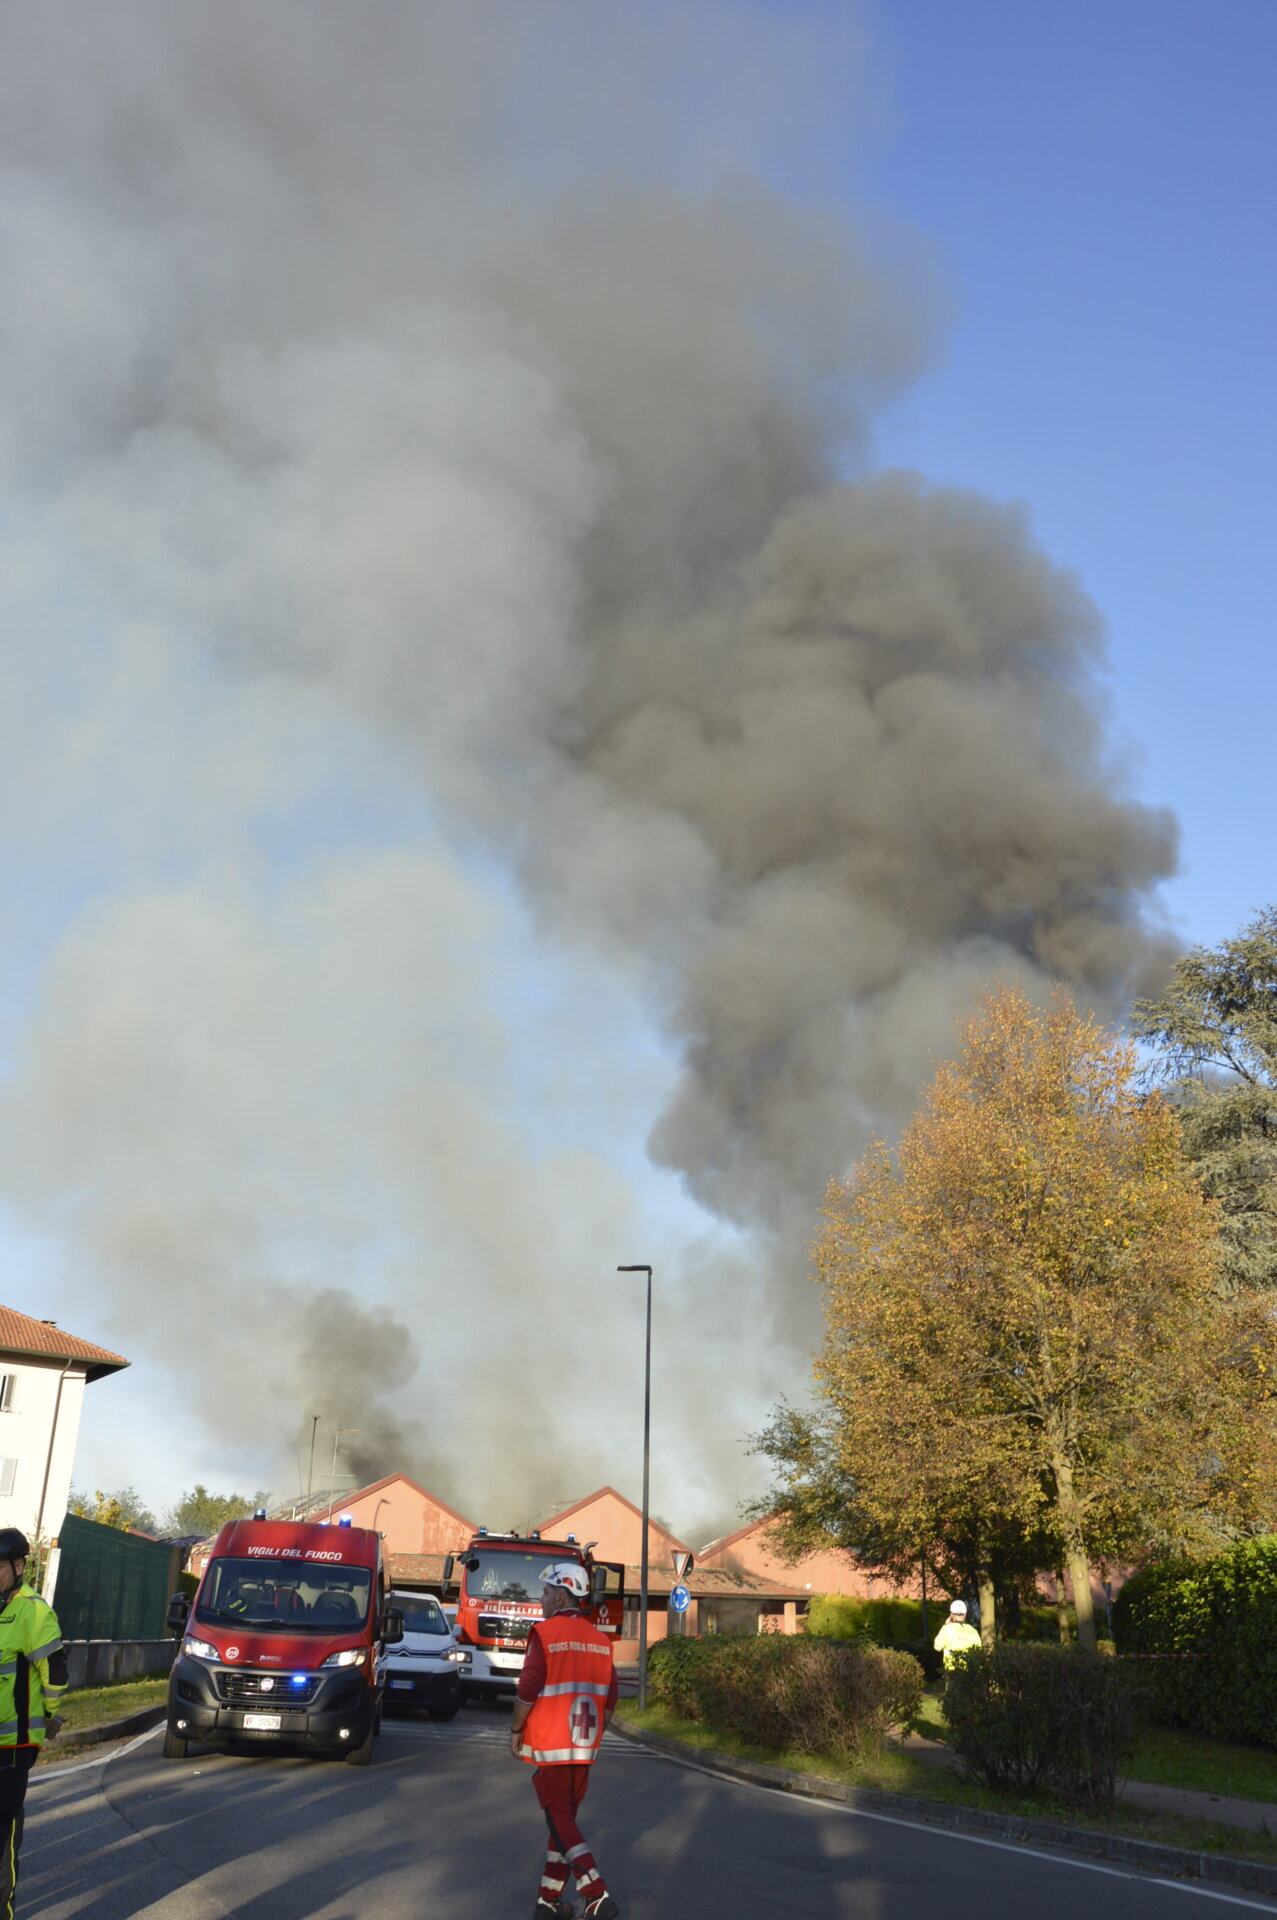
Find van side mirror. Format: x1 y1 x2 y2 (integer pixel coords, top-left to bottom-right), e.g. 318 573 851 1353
441 1555 454 1593
382 1607 405 1645
166 1593 191 1636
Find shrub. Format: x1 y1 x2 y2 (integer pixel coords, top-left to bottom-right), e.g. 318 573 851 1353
647 1633 923 1761
806 1594 923 1644
1114 1538 1277 1745
806 1594 945 1679
943 1644 1138 1812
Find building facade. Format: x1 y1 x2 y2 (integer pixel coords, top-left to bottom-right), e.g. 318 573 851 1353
0 1306 129 1596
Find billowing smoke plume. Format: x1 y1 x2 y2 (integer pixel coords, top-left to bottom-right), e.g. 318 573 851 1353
0 1 1176 1527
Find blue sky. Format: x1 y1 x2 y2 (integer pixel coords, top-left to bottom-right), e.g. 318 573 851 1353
862 0 1276 943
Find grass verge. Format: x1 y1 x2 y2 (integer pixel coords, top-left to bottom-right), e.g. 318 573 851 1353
615 1700 1277 1866
59 1676 169 1735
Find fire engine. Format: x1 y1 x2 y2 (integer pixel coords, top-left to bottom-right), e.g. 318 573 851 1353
442 1528 624 1699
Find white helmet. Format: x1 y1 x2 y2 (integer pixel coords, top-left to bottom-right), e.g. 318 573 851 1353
542 1562 590 1599
949 1599 968 1616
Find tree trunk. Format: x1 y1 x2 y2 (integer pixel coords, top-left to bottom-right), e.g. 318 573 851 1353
1054 1569 1071 1645
977 1574 996 1649
1051 1451 1097 1652
1064 1546 1097 1652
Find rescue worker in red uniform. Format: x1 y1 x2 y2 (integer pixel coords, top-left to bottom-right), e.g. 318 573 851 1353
509 1561 620 1920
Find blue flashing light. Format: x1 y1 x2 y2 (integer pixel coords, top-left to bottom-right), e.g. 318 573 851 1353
291 1673 308 1687
338 1514 353 1528
567 1534 576 1543
478 1527 488 1537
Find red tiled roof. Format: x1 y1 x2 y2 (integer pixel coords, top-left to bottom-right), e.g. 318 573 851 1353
623 1564 807 1601
387 1553 448 1586
0 1306 128 1382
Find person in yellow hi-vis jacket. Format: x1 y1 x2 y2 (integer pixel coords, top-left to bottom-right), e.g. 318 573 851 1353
0 1529 67 1918
933 1597 982 1671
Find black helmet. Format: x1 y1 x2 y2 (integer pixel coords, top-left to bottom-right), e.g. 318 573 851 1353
0 1530 30 1560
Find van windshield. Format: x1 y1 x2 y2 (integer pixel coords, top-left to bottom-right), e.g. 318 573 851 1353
196 1557 373 1633
465 1551 569 1602
389 1595 448 1635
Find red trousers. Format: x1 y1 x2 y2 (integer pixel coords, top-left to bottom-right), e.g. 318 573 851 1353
531 1764 607 1905
533 1763 590 1846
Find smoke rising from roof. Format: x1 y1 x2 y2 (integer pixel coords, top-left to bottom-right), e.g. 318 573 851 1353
0 1 1176 1527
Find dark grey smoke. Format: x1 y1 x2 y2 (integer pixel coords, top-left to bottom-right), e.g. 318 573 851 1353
0 0 1176 1519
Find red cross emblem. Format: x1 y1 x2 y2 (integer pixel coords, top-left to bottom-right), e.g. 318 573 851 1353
569 1695 599 1747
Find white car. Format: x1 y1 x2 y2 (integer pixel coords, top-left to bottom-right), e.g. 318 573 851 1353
378 1591 470 1721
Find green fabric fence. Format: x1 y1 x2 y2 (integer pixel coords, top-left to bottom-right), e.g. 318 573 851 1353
52 1512 181 1641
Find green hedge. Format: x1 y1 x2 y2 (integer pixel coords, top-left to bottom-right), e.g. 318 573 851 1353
647 1633 923 1761
806 1595 924 1644
1113 1537 1277 1745
944 1644 1138 1812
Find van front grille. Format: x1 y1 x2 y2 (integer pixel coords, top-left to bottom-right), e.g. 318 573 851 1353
217 1670 320 1706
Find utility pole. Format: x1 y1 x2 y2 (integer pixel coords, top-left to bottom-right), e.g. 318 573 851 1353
306 1414 320 1511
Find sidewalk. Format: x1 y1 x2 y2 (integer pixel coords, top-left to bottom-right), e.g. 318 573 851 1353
895 1730 1277 1835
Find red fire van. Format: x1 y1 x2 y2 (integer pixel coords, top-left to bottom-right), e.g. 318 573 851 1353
164 1512 403 1765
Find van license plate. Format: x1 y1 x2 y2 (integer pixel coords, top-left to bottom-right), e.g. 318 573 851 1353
242 1713 282 1731
390 1679 414 1690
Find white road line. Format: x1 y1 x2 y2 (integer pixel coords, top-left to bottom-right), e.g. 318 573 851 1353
630 1744 1277 1913
30 1721 163 1784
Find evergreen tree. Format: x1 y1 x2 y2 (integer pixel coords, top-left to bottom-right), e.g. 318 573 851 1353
163 1484 270 1537
1134 906 1277 1293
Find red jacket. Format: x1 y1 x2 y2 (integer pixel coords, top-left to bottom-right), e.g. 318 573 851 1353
517 1609 616 1766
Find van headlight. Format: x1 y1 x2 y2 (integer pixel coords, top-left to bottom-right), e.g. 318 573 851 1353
183 1637 220 1663
445 1648 471 1664
321 1648 364 1668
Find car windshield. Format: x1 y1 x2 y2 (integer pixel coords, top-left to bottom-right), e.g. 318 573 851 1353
390 1595 449 1635
196 1557 372 1633
465 1551 570 1602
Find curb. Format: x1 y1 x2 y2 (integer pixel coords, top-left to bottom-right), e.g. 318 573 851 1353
44 1705 166 1756
610 1717 1277 1901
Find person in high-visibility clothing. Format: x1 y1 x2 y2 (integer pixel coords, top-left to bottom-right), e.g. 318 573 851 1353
933 1597 982 1671
509 1561 620 1920
0 1528 68 1918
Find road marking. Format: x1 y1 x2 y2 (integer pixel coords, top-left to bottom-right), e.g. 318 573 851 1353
30 1721 163 1784
631 1745 1277 1912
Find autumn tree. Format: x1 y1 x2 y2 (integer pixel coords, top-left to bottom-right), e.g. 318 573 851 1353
789 987 1277 1651
1133 905 1277 1294
755 1399 1049 1646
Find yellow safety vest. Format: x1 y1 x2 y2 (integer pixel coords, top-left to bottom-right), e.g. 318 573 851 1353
0 1584 67 1748
933 1619 982 1670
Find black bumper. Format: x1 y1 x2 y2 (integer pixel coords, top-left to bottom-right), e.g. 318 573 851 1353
168 1656 377 1749
381 1668 461 1710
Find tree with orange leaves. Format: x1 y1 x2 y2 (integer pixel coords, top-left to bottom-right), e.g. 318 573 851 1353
803 986 1277 1650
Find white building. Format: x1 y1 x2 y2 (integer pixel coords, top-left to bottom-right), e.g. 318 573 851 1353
0 1306 128 1592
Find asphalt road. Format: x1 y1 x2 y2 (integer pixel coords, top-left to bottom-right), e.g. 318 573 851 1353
21 1704 1277 1920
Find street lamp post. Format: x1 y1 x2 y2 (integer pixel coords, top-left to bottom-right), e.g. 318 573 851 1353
617 1264 652 1711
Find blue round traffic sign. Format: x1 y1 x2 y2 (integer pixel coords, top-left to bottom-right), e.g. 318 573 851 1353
669 1584 690 1613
